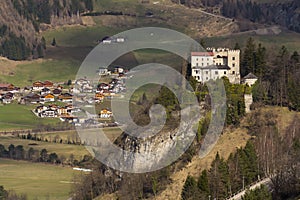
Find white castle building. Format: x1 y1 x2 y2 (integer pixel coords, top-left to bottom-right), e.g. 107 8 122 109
191 48 241 84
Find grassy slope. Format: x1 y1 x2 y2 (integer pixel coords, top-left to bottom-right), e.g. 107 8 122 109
0 159 82 200
0 104 59 130
0 59 80 87
155 106 299 200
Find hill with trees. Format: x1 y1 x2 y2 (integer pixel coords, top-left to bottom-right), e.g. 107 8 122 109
0 0 93 60
172 0 300 33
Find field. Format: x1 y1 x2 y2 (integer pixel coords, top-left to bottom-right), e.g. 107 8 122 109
0 159 82 200
0 104 59 131
41 127 123 143
0 135 89 160
0 59 80 87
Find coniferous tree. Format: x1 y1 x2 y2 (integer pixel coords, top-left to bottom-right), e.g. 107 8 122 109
242 37 256 76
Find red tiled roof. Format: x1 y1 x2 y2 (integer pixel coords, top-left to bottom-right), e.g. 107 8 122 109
0 84 13 88
191 52 214 56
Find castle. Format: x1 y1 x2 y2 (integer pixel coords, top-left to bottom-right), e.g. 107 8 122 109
191 48 241 84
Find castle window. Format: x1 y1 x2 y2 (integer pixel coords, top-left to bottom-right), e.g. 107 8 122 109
215 71 218 75
232 63 235 67
205 71 208 74
232 57 235 61
224 71 227 75
232 71 235 74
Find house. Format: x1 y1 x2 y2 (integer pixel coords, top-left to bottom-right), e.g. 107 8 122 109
57 107 68 116
43 81 54 88
58 93 73 103
41 94 55 102
60 115 79 123
35 105 48 114
0 84 15 92
95 93 105 103
191 48 241 84
53 88 62 96
98 83 110 90
102 38 112 44
99 109 113 119
21 93 41 104
33 81 44 91
2 92 14 104
98 68 110 76
39 109 58 118
116 37 125 43
40 87 51 96
75 78 90 86
242 73 258 86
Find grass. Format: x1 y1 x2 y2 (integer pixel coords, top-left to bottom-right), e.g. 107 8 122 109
0 104 59 131
41 127 123 143
0 59 80 87
0 136 89 160
43 26 124 47
0 159 82 200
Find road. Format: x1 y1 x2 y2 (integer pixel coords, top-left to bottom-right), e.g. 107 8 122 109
227 177 272 200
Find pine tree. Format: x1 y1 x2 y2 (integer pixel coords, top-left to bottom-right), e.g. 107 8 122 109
51 38 57 46
198 170 210 195
181 175 199 200
242 37 256 76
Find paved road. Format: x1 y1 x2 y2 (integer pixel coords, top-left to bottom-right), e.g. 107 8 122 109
227 177 272 200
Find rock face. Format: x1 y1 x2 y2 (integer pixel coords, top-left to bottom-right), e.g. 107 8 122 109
90 107 202 173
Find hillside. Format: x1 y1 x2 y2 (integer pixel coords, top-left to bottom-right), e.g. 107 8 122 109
172 0 300 33
0 0 93 60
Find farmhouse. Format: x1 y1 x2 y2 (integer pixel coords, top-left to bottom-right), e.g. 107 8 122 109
32 81 44 91
100 109 113 119
1 92 14 104
0 83 14 91
21 93 41 104
58 93 73 103
41 94 55 102
38 109 58 118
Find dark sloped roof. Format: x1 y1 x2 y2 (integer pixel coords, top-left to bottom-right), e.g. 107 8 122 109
243 73 258 79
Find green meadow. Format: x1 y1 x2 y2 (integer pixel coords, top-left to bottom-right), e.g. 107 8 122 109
0 159 82 200
0 104 59 131
0 59 80 87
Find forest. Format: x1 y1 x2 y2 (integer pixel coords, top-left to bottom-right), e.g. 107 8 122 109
172 0 300 33
0 0 93 60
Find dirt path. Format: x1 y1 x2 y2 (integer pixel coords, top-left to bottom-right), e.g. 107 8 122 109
155 127 250 200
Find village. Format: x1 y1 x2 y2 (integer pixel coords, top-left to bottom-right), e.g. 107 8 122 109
0 66 127 128
0 48 259 128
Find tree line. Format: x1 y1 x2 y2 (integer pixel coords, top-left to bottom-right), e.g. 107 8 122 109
18 132 83 145
239 38 300 111
0 143 93 167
